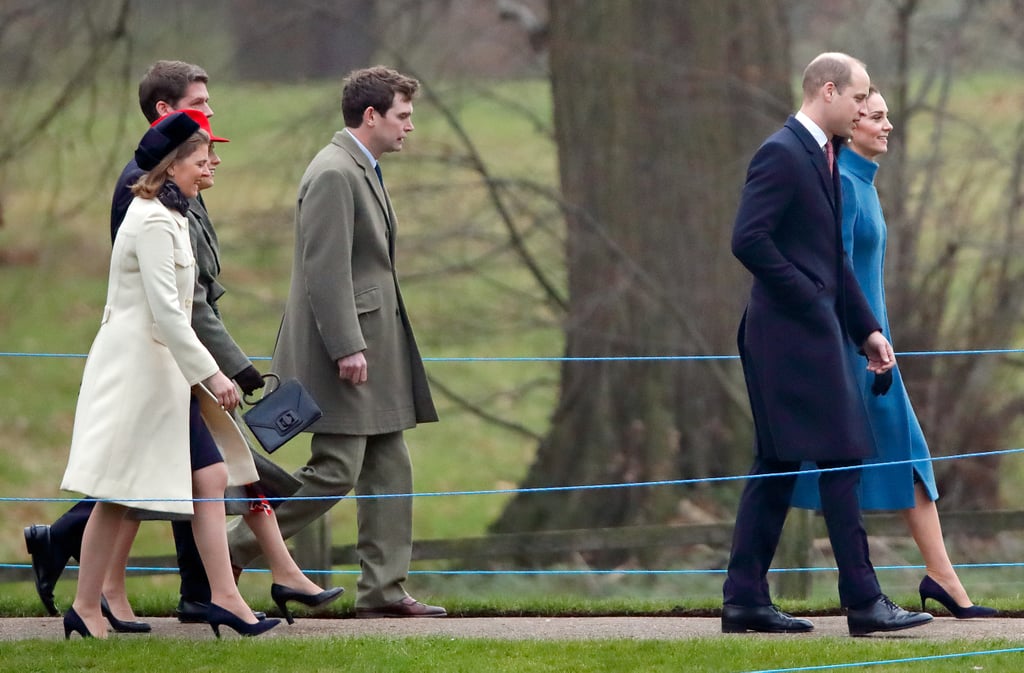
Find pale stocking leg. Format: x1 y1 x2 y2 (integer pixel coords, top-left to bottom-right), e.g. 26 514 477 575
191 463 258 624
100 518 141 620
71 502 129 638
244 508 324 594
902 481 973 607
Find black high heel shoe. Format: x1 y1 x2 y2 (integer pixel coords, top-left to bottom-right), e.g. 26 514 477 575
100 595 152 633
919 576 997 618
271 583 345 625
206 603 280 638
63 607 94 640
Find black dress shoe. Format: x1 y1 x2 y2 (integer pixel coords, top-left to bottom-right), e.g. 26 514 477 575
206 603 280 638
919 576 997 618
271 583 345 624
177 598 265 623
847 594 934 636
24 524 65 616
100 595 152 633
721 604 813 633
177 599 210 624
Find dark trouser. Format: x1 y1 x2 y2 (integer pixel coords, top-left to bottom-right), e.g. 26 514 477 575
723 457 881 608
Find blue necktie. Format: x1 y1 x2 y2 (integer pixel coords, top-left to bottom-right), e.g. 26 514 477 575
374 163 384 187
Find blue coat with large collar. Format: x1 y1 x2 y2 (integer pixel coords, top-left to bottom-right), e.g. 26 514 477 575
731 116 880 462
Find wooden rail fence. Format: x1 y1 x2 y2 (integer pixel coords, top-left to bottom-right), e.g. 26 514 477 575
3 509 1022 599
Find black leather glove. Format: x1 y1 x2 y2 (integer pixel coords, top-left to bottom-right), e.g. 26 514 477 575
871 370 893 396
234 365 265 396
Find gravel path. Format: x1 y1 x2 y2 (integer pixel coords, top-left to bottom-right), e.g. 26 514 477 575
2 615 1022 641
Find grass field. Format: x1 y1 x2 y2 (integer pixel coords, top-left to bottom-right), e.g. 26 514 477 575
1 632 1024 673
4 71 1024 642
0 76 561 564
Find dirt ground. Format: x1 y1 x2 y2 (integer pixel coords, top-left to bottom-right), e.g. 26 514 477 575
2 615 1022 642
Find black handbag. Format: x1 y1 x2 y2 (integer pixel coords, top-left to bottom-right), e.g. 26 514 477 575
242 374 323 453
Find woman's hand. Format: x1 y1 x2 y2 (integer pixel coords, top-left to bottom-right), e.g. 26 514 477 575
862 330 896 374
203 371 240 410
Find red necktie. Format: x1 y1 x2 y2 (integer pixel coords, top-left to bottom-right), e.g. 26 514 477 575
825 141 835 173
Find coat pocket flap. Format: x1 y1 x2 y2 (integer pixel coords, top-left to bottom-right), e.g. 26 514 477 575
354 286 382 315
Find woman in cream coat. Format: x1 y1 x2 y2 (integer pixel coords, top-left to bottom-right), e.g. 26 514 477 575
60 112 276 639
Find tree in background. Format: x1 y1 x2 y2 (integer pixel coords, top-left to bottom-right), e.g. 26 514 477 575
867 0 1024 509
228 0 377 81
3 0 1023 559
491 0 1024 560
490 0 792 553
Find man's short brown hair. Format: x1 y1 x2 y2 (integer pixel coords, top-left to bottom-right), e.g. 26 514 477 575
341 66 419 128
138 60 209 122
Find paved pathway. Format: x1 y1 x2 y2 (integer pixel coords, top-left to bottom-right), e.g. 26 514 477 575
2 616 1021 641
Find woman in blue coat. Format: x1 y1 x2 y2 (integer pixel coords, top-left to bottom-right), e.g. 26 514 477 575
792 88 994 618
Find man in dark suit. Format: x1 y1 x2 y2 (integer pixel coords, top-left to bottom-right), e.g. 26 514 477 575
722 53 933 636
226 66 443 618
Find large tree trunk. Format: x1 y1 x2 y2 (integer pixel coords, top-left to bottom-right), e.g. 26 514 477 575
491 0 792 558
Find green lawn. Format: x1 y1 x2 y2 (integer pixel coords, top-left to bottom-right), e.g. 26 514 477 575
0 77 561 565
3 72 1024 621
1 635 1023 673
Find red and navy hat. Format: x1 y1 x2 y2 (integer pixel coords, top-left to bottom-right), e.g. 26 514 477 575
134 111 202 171
150 108 229 143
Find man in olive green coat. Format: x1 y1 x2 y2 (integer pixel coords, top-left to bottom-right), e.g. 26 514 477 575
227 66 442 617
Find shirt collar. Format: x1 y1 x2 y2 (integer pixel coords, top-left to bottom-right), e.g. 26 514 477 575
795 110 829 149
345 128 378 169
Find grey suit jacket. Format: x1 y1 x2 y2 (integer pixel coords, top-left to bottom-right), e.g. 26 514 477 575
188 199 249 378
272 130 437 435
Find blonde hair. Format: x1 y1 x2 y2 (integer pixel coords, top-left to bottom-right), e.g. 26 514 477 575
131 130 210 198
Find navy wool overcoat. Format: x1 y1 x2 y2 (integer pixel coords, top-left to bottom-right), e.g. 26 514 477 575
731 117 881 463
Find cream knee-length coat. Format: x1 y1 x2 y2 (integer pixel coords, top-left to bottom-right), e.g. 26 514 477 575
61 196 224 516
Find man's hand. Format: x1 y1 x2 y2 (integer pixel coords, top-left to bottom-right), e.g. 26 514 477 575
862 331 895 374
337 351 368 385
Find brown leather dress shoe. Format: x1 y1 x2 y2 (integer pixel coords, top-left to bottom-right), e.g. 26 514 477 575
355 596 447 618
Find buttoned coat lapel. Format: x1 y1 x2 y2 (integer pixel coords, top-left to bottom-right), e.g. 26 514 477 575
336 132 397 259
787 117 838 209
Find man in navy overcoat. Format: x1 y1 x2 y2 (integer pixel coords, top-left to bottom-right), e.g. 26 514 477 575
721 53 933 637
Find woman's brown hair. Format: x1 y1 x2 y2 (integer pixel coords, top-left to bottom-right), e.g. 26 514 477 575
131 130 210 199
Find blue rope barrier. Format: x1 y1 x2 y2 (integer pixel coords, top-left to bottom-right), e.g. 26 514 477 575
742 646 1024 673
4 347 1024 361
2 561 1022 576
2 447 1020 505
3 348 1021 673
